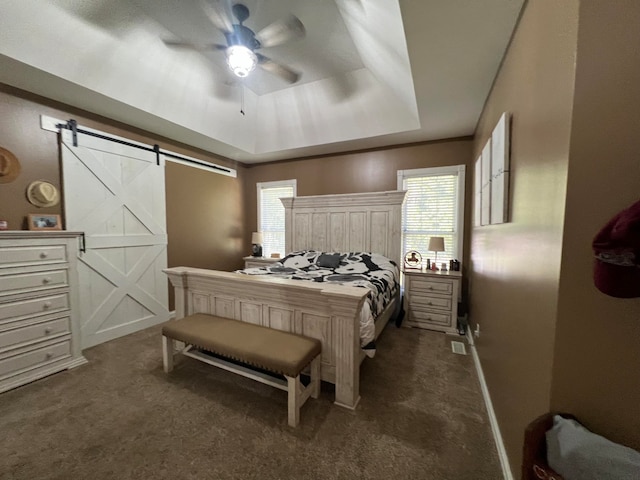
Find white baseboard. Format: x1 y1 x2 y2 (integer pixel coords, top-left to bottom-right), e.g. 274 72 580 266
169 310 176 319
466 330 514 480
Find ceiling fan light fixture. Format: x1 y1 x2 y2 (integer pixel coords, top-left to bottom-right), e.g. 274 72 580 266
226 45 257 78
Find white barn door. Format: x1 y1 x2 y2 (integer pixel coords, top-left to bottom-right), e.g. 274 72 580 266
61 128 169 349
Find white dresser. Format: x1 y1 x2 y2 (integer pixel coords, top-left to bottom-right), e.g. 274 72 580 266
403 269 462 334
0 231 87 393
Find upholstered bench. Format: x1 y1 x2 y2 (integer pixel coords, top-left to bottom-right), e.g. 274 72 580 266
162 313 322 427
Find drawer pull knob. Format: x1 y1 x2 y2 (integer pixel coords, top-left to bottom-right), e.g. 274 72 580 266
45 327 53 334
46 352 53 359
428 301 432 305
43 302 52 309
428 286 433 290
40 252 48 259
42 277 52 284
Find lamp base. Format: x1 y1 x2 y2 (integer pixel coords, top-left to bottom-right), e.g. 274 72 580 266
251 244 263 257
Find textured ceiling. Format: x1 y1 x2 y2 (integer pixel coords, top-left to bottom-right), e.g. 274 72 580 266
0 0 524 164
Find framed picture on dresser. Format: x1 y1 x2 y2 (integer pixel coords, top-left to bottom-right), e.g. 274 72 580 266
27 214 62 231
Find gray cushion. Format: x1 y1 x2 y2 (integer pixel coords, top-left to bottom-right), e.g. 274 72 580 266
546 415 640 480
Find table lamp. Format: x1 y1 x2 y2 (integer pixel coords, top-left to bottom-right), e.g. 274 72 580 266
251 232 263 257
428 236 445 269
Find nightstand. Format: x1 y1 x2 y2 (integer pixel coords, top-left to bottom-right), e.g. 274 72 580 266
243 256 280 269
403 269 462 334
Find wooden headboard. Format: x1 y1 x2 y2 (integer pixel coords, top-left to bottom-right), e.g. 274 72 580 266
281 190 407 268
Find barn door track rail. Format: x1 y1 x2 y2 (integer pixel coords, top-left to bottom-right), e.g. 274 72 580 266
53 118 235 176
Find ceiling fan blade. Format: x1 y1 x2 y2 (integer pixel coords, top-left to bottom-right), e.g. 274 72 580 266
257 53 301 84
255 14 306 48
163 40 227 51
199 0 234 34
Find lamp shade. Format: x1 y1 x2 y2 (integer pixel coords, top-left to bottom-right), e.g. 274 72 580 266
428 236 445 252
251 232 263 245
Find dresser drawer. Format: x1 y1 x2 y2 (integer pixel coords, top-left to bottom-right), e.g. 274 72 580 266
0 340 71 379
0 245 67 267
0 317 70 351
409 277 453 296
0 293 69 322
0 269 68 296
408 307 451 327
409 295 452 311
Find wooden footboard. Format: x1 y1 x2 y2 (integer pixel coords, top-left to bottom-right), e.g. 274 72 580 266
164 266 370 409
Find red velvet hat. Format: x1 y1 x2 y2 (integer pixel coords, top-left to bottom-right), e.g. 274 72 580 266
592 199 640 298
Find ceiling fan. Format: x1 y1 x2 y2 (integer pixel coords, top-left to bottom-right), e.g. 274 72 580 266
164 1 305 84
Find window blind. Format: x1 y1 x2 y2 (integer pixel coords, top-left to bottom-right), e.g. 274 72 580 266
258 183 295 257
402 173 459 265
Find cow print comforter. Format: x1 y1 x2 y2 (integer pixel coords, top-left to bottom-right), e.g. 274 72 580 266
238 251 399 355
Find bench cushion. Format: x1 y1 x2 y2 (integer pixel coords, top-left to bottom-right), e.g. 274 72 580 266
162 314 322 378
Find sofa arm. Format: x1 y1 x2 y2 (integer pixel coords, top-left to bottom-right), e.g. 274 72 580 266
522 412 576 480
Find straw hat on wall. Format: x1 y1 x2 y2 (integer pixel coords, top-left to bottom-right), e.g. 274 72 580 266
26 180 60 208
0 147 21 184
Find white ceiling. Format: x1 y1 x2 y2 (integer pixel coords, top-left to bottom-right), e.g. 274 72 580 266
0 0 524 164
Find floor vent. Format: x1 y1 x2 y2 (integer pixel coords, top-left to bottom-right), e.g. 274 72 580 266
451 341 467 355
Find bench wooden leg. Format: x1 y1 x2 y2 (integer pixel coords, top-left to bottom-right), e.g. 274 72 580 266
162 335 174 373
286 354 321 427
310 355 320 399
287 375 301 427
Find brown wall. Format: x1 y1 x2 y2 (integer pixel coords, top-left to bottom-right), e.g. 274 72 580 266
166 161 244 273
551 0 640 451
243 139 474 261
470 0 579 475
0 85 244 310
0 87 64 229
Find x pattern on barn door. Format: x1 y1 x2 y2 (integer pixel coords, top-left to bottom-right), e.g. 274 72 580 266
61 129 169 349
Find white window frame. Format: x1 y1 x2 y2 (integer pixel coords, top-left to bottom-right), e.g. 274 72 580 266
257 179 297 257
397 165 466 264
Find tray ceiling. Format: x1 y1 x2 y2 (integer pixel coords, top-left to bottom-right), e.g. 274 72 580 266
0 0 524 163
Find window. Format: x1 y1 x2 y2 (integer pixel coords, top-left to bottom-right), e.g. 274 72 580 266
397 165 466 266
257 179 296 257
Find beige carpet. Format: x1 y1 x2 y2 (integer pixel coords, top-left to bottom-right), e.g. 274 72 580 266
1 323 501 480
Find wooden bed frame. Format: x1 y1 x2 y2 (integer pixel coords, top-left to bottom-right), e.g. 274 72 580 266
164 190 406 409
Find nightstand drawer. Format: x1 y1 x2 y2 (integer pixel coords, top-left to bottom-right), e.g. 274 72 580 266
0 269 68 296
245 261 267 268
408 308 451 327
409 295 452 311
0 293 69 322
243 257 280 269
0 245 67 267
409 277 453 296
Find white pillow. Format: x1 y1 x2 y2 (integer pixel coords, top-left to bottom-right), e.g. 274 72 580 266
546 415 640 480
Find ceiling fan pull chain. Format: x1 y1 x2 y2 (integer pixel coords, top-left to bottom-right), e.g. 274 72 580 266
240 84 245 115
